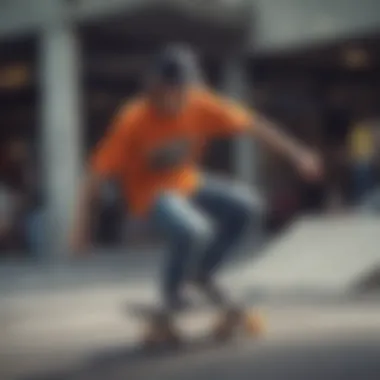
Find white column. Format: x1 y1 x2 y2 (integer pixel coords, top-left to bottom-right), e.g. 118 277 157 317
40 23 83 258
222 58 258 186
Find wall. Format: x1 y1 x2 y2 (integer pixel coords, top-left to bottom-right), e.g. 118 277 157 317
0 0 252 39
1 0 379 52
254 0 380 52
0 0 60 37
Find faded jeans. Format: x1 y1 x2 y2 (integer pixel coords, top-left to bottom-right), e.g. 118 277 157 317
148 175 264 310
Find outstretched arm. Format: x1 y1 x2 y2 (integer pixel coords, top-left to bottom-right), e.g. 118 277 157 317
253 114 323 181
199 90 323 182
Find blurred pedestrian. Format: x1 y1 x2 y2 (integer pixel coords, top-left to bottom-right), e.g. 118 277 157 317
0 138 44 256
348 115 377 204
323 88 350 211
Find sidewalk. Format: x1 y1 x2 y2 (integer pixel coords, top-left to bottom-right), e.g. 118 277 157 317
2 292 380 380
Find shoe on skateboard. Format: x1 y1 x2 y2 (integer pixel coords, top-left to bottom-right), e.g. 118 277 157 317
213 308 265 341
140 311 182 350
128 303 266 351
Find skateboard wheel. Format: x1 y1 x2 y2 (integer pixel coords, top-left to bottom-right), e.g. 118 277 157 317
243 311 266 336
141 329 162 347
213 312 240 341
214 327 235 342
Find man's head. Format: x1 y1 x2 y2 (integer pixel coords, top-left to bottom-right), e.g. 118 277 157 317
146 44 200 115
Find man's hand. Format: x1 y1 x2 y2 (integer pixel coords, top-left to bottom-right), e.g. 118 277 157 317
293 149 324 182
253 115 323 182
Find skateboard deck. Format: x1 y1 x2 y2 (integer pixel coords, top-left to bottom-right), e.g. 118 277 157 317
127 302 266 354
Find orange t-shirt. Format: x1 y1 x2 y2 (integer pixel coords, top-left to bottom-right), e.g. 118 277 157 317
91 87 254 216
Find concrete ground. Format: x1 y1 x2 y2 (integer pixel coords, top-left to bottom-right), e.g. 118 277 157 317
2 291 380 380
1 216 380 380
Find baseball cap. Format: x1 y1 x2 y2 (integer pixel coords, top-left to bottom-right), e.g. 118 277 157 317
151 44 197 85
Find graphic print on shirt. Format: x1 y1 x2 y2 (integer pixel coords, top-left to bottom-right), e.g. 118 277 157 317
147 138 194 172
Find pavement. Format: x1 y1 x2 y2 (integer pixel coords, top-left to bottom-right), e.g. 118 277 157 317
1 216 380 380
2 297 380 380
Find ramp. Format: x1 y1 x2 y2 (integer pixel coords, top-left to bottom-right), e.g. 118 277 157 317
225 216 380 294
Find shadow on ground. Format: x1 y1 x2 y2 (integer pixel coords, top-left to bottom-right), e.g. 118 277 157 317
18 287 380 380
22 333 380 380
22 336 245 380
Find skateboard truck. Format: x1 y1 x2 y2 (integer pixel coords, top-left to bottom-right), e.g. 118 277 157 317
141 310 182 349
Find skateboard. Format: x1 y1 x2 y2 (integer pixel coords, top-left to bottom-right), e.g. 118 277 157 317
128 302 266 353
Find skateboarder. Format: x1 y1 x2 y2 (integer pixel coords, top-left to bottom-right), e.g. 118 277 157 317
71 45 322 343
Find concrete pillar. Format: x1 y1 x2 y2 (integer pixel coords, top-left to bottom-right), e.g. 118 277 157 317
39 23 83 258
221 58 258 186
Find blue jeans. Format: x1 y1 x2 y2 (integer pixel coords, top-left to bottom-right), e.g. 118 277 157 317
148 175 264 310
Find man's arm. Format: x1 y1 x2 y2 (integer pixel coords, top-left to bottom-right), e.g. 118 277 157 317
198 90 322 181
253 115 303 162
252 114 322 181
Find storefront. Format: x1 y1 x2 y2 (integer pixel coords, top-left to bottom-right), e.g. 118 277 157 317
250 35 380 221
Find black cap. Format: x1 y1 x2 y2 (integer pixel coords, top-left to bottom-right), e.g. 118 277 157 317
151 44 196 85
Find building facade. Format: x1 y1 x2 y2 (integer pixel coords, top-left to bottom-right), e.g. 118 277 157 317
0 0 379 257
